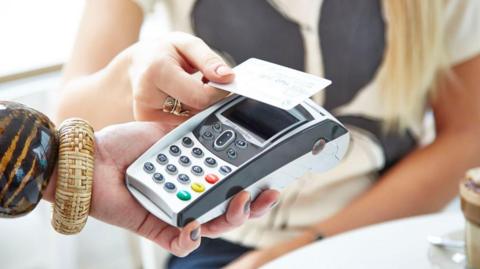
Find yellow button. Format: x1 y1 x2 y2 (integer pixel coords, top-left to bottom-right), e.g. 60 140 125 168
191 182 205 193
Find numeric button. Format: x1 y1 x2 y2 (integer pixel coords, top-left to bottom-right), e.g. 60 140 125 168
143 162 155 174
164 182 176 193
156 153 168 165
179 156 191 166
191 165 204 176
192 147 204 158
177 174 190 184
182 137 193 148
166 164 178 175
152 173 164 183
169 145 181 156
204 157 217 168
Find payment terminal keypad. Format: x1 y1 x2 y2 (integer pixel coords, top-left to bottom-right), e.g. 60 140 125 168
140 131 236 205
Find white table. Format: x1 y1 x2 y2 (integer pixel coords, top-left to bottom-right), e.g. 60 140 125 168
262 212 464 269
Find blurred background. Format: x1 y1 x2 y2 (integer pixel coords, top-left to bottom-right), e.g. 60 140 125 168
0 1 462 268
0 1 172 268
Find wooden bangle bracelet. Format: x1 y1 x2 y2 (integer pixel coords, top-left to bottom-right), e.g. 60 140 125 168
52 118 95 235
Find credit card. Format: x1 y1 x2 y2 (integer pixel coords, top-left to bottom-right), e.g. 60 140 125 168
209 58 331 110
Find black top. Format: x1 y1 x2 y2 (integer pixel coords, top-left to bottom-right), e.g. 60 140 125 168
191 0 417 170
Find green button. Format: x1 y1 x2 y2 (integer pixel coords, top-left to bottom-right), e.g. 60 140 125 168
176 190 191 201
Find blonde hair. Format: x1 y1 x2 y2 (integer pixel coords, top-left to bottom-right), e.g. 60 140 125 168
380 0 448 131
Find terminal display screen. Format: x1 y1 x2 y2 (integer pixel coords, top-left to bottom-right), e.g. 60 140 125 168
221 99 300 141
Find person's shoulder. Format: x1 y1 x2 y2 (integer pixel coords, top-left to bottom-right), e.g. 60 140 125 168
444 0 480 64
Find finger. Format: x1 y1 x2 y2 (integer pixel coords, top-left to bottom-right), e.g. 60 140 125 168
249 189 280 218
201 191 251 238
169 32 235 83
133 74 200 121
139 78 200 113
170 221 202 257
152 57 228 110
133 99 198 125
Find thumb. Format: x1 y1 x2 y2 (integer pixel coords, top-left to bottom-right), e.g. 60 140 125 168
170 32 235 84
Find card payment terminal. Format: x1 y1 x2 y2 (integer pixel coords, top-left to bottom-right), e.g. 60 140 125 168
126 95 350 227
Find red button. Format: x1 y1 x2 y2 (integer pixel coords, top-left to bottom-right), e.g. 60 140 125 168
205 174 219 184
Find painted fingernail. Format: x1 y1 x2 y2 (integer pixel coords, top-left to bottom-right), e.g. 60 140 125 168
244 197 251 215
215 65 234 76
190 227 200 241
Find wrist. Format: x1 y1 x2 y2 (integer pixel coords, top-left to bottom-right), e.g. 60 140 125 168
103 49 134 108
42 165 57 203
57 48 134 130
303 226 326 243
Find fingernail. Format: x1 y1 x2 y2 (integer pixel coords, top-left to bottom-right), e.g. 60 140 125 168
270 200 279 208
190 227 200 241
244 197 251 215
215 65 234 76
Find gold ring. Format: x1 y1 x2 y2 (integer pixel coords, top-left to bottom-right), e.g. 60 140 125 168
162 96 190 116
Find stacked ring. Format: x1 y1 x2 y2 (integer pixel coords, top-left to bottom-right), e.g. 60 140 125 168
162 96 190 116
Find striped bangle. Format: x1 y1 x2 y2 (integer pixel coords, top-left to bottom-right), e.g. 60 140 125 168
0 101 58 217
51 118 95 235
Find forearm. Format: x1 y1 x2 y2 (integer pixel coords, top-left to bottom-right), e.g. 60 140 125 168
54 55 134 130
55 0 143 129
254 128 480 262
62 0 143 80
315 129 480 236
